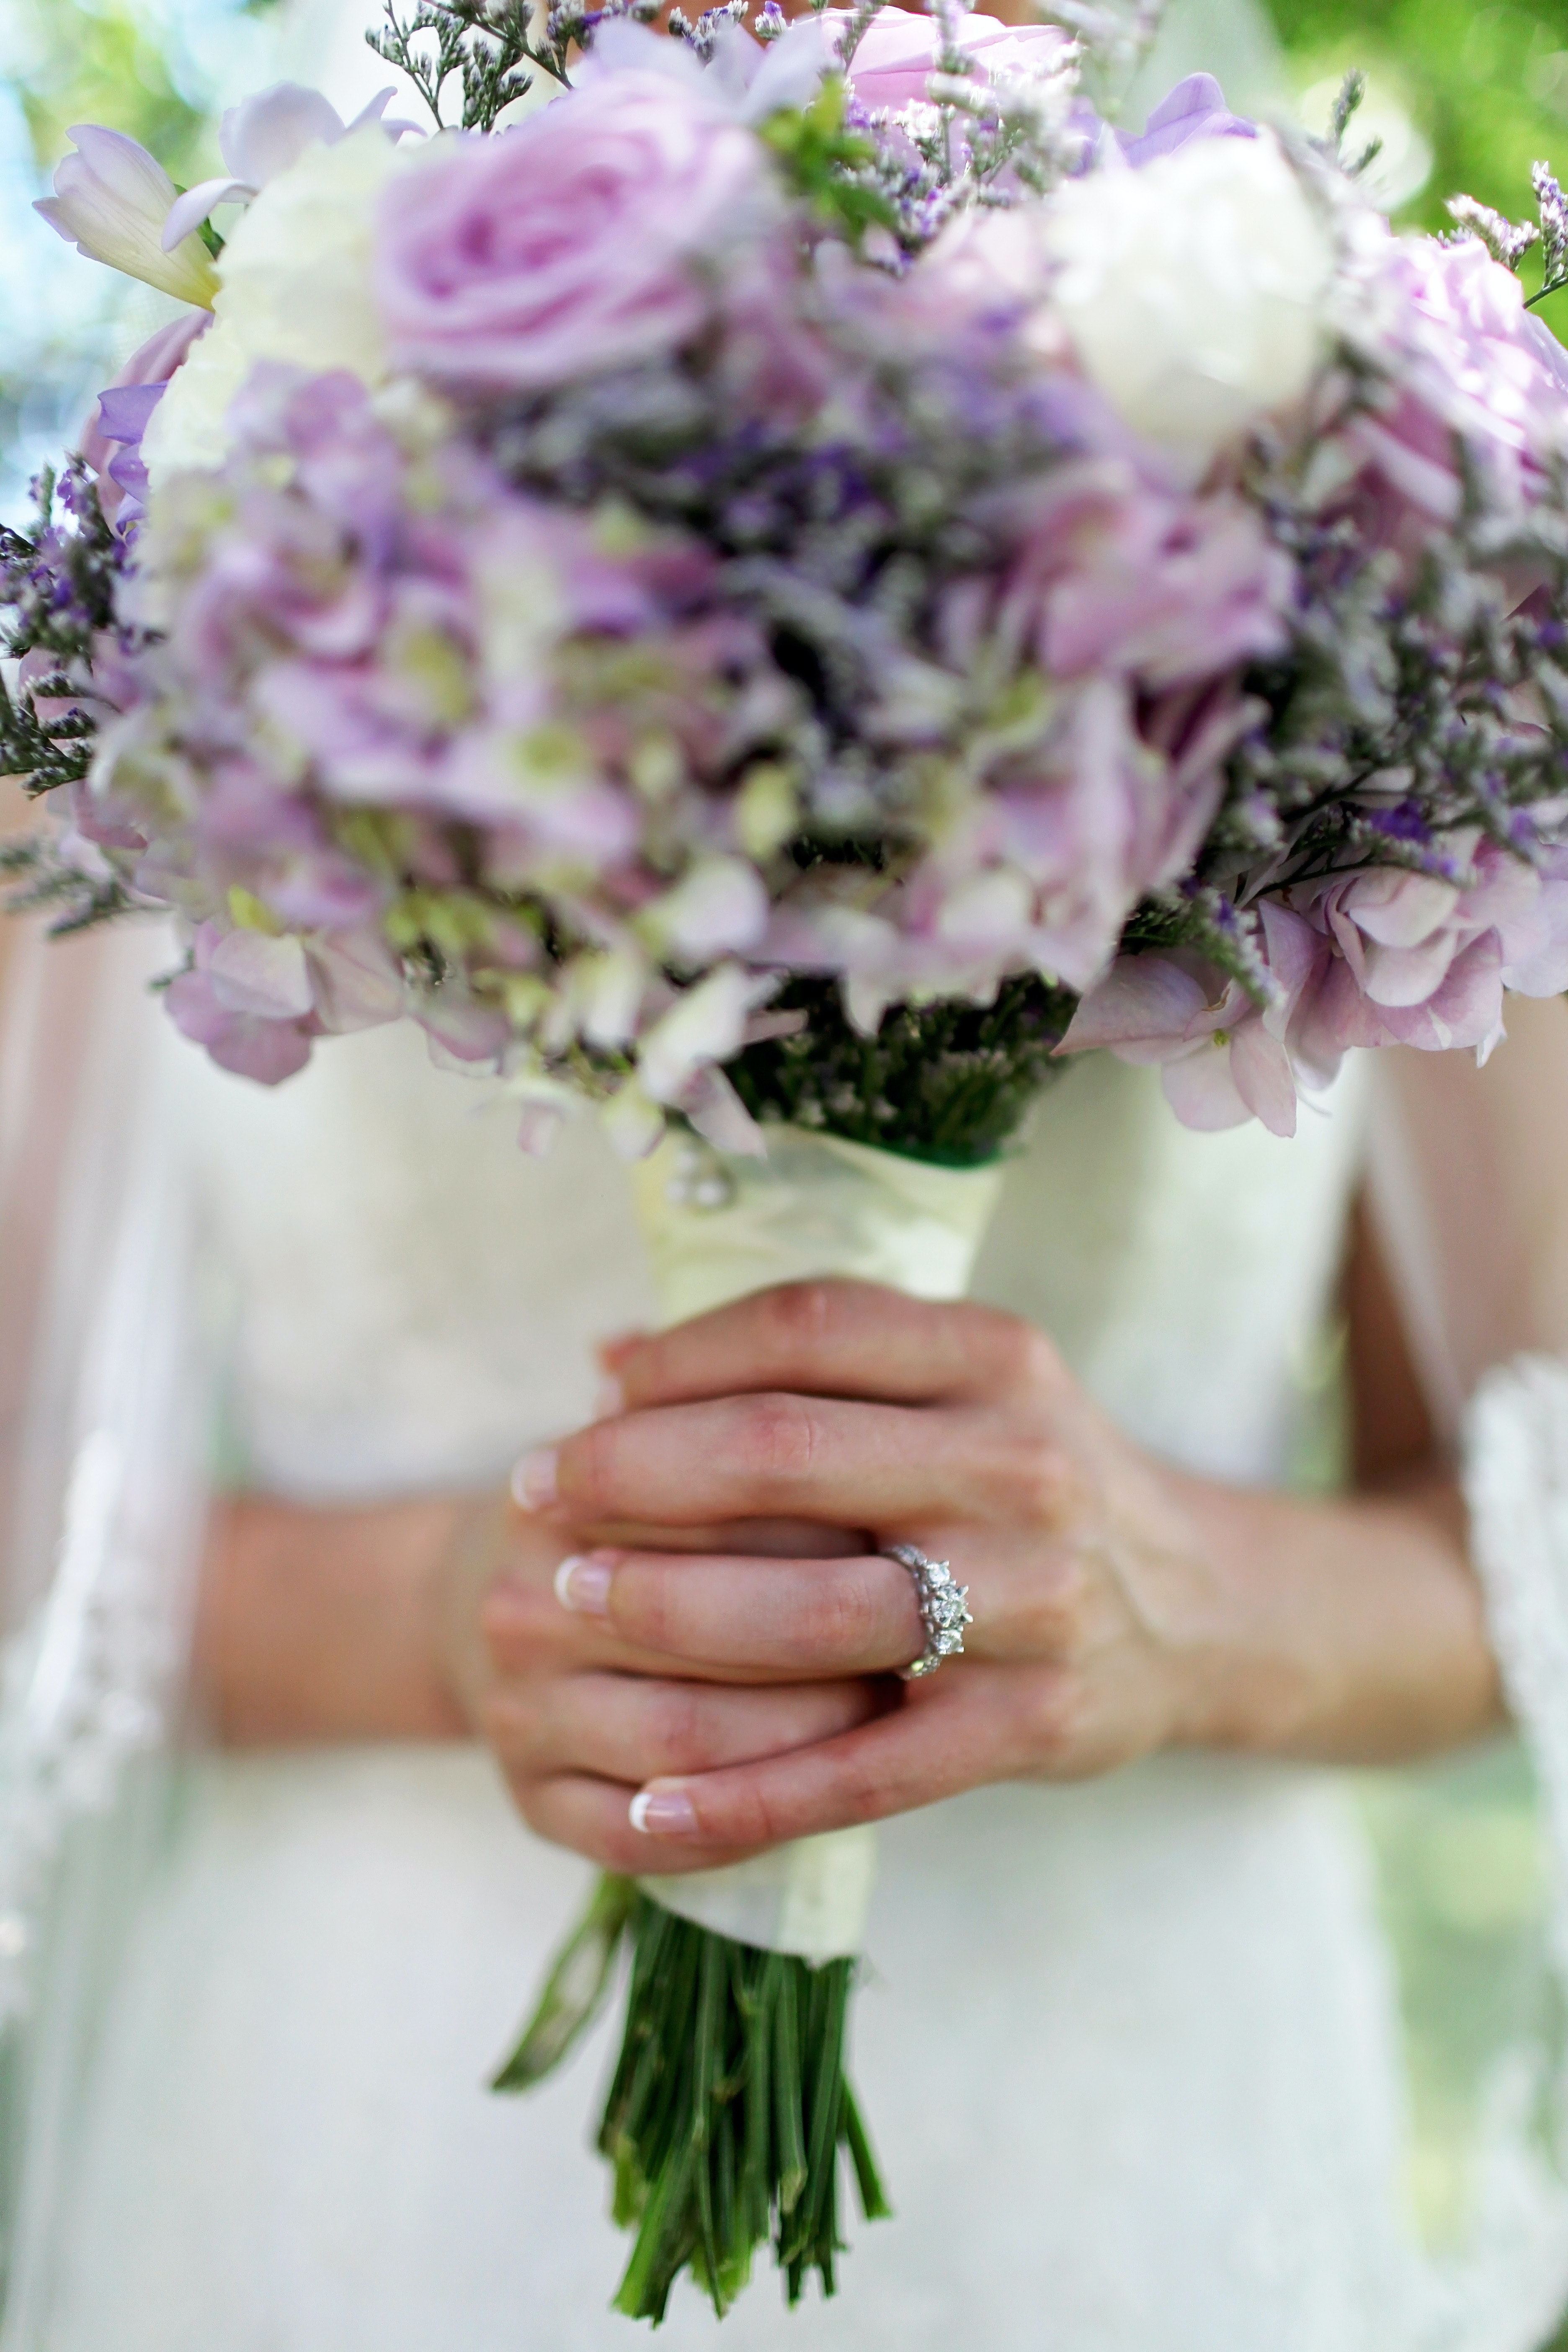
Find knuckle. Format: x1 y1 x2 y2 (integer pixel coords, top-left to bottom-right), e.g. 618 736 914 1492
561 1418 617 1512
760 1279 838 1358
1027 1553 1091 1659
477 1689 541 1762
511 1777 554 1839
969 1309 1064 1398
480 1586 553 1670
800 1567 887 1663
647 1683 710 1770
621 1563 679 1653
732 1393 820 1485
717 1780 789 1849
1001 1438 1082 1529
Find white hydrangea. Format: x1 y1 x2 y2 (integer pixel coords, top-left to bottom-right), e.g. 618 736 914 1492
1042 133 1333 475
143 125 407 487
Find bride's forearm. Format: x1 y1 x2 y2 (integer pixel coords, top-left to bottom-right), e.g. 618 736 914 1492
1173 1467 1505 1767
195 1491 503 1744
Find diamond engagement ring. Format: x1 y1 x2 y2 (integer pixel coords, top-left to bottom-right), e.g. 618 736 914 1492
881 1543 972 1680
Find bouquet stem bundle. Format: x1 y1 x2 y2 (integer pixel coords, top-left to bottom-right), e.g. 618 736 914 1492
496 1883 889 2324
496 988 1056 2319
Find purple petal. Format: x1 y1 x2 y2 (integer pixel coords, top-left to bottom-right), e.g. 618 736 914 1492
1160 1044 1254 1130
162 176 251 251
205 927 315 1019
1059 955 1210 1055
1119 75 1257 167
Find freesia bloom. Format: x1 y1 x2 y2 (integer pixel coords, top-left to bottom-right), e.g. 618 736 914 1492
1043 129 1333 475
80 315 209 529
162 83 414 251
142 139 403 483
36 125 218 307
374 70 771 391
1117 72 1257 166
142 126 407 486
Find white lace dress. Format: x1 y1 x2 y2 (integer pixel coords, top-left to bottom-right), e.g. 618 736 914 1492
11 1008 1568 2352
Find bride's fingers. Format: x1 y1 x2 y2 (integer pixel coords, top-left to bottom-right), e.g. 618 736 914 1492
554 1548 928 1675
515 1769 769 1875
623 1663 1044 1851
522 1395 1070 1532
484 1670 883 1785
607 1284 1062 1414
553 1516 863 1563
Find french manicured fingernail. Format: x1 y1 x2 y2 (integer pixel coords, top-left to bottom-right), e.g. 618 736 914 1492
511 1447 558 1509
629 1787 699 1837
554 1554 613 1614
594 1373 624 1419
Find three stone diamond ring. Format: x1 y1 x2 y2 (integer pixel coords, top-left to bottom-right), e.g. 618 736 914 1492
880 1542 972 1680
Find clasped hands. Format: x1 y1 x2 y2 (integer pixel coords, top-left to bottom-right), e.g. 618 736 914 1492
479 1282 1286 1875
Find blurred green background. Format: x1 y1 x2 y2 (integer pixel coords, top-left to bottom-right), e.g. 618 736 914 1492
3 0 1568 2337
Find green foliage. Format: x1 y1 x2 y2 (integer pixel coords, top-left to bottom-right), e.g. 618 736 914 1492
9 0 212 183
758 75 900 242
729 972 1079 1166
0 465 118 800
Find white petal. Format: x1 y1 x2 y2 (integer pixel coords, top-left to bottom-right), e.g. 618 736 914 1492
740 18 831 120
38 129 218 305
637 965 761 1104
207 929 313 1019
643 857 769 960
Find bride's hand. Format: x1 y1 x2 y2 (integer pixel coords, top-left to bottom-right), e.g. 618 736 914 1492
487 1282 1499 1865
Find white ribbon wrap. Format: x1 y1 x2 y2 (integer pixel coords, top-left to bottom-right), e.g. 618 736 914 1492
629 1124 1003 1962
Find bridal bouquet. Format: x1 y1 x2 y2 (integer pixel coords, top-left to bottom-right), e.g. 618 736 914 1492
8 0 1568 2320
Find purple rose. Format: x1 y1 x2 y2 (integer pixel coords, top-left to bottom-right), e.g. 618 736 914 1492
998 464 1292 690
374 73 770 391
821 7 1069 111
1347 236 1568 550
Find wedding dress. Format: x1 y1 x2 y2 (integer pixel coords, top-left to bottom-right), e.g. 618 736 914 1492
3 930 1568 2352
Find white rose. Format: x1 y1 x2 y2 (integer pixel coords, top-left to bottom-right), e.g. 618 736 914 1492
1042 134 1333 474
143 124 407 486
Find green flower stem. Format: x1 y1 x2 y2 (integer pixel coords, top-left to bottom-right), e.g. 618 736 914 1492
497 1880 890 2326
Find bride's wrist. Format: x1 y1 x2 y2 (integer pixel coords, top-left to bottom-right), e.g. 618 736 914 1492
1167 1471 1504 1766
198 1492 479 1744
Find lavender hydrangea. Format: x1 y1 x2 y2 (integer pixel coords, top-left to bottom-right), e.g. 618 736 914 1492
6 8 1568 1161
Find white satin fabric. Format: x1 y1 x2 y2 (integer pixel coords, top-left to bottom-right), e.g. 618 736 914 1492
29 1014 1567 2352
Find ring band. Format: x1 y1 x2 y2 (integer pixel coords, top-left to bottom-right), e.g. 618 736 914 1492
881 1542 972 1680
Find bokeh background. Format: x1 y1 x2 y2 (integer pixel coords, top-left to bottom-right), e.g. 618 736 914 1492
3 0 1568 2333
8 0 1568 518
